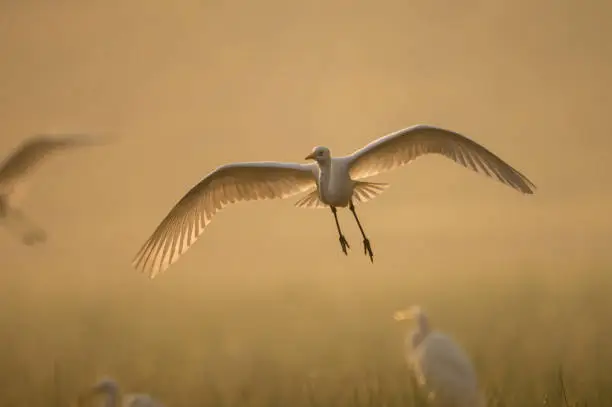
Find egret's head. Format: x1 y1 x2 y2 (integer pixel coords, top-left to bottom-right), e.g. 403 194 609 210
394 305 430 348
305 146 331 163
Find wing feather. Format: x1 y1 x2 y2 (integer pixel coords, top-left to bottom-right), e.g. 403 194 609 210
0 133 112 196
132 162 317 278
293 188 327 209
347 125 536 194
351 181 390 205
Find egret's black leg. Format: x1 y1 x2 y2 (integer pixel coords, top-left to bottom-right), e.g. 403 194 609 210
348 201 374 262
330 206 350 255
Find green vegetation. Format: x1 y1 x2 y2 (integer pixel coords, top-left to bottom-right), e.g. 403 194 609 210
0 266 610 407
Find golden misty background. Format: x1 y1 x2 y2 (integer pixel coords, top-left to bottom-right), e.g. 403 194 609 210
0 0 611 405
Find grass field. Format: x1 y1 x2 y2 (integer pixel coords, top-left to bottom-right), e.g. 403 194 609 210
1 261 611 407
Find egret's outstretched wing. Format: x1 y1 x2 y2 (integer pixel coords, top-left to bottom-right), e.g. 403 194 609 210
347 125 536 194
0 133 113 196
132 162 317 278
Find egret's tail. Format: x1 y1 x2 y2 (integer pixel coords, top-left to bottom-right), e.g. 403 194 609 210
352 181 390 204
294 181 389 209
294 188 327 209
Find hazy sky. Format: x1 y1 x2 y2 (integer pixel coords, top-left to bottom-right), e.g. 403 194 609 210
1 0 610 291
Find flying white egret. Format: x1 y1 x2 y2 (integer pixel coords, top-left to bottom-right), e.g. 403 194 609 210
76 377 167 407
132 124 536 278
394 306 486 407
0 133 112 245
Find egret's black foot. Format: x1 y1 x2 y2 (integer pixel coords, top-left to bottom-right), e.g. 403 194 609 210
339 235 350 255
363 238 374 262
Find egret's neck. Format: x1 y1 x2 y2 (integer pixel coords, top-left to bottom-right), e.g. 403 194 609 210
416 315 430 336
408 314 431 349
316 158 332 173
316 159 332 179
410 330 425 349
316 159 332 192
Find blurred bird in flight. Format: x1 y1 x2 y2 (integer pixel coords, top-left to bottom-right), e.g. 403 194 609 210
133 124 536 279
0 133 113 245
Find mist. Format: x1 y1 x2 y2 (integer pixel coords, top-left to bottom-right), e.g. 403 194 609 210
1 0 611 405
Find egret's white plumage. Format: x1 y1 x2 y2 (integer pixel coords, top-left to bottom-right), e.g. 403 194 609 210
0 133 112 245
133 124 536 278
394 306 485 407
77 377 166 407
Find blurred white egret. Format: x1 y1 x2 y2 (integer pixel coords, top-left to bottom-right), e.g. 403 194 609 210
394 306 485 407
77 377 166 407
0 133 111 245
133 124 535 278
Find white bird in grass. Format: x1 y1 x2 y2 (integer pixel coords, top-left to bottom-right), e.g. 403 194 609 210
394 306 486 407
77 377 166 407
0 133 112 245
132 124 536 278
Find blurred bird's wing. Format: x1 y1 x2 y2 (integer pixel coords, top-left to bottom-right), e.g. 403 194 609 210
347 124 536 194
0 133 114 200
132 161 317 278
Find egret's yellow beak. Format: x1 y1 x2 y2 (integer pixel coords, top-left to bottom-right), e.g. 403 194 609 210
393 311 408 321
393 308 416 321
305 152 316 160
